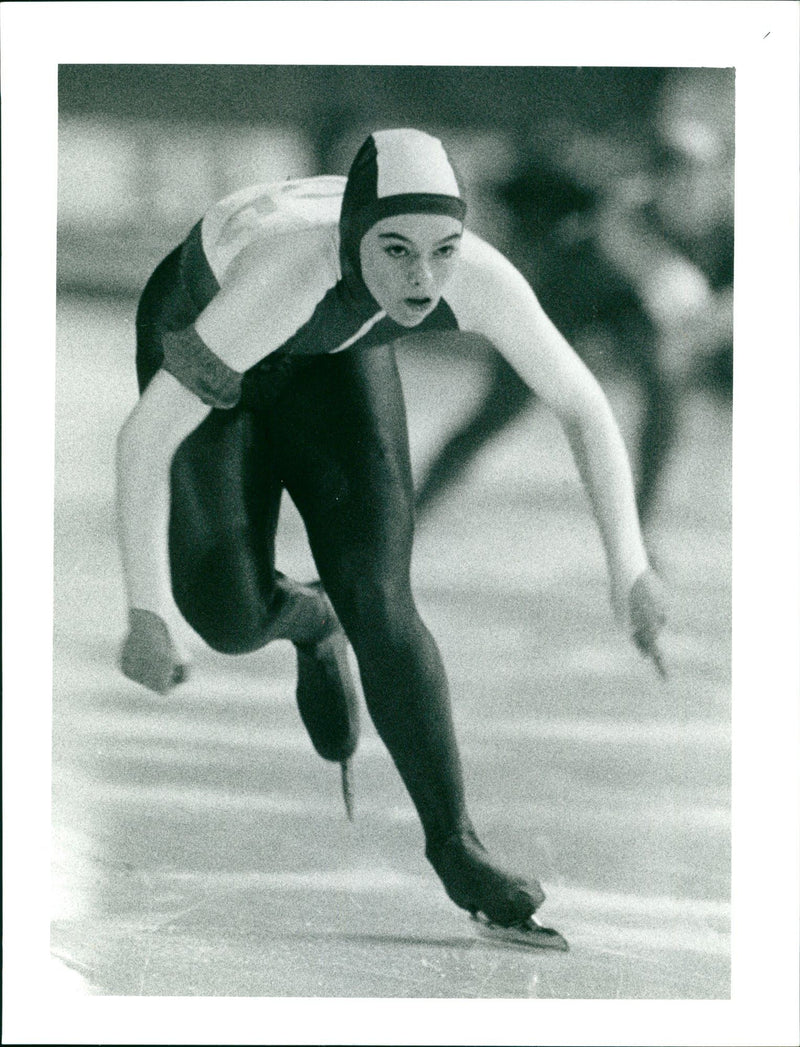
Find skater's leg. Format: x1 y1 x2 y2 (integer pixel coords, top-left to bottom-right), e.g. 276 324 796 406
167 409 359 761
267 347 469 841
266 346 544 922
415 353 534 516
167 410 331 654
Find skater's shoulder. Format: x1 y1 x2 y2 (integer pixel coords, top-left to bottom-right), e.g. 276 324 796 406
444 229 534 329
206 176 345 233
228 221 339 295
452 230 529 289
203 177 344 288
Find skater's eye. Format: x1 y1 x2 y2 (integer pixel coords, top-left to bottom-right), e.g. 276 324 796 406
434 243 458 259
382 243 410 258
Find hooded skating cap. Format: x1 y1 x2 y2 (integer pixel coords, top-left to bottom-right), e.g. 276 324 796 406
340 128 467 281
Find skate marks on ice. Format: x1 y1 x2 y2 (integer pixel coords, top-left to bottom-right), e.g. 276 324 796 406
51 832 728 997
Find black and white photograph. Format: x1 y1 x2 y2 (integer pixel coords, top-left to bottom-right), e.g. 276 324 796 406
2 2 798 1045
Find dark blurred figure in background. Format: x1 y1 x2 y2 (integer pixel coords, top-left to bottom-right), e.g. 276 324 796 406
414 69 734 528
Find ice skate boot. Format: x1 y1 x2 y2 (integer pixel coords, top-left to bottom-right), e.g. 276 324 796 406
294 584 360 819
426 829 568 951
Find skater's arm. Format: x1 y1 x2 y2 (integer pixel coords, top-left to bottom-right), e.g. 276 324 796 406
115 369 212 633
448 235 662 646
557 392 649 619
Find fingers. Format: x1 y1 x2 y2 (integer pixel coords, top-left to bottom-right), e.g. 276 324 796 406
630 570 669 679
650 643 667 680
120 609 188 695
121 650 178 694
634 628 667 679
630 570 667 625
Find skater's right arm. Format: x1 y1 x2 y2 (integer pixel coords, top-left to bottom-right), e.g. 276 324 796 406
114 254 268 690
115 369 214 691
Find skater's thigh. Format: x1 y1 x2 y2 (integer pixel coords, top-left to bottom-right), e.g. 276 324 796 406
268 345 415 574
170 409 281 553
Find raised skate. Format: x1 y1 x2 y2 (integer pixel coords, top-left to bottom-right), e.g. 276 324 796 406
295 585 360 818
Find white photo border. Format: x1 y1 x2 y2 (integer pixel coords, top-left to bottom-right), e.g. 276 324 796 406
2 2 798 1045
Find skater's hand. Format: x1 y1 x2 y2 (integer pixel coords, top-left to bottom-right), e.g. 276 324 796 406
628 569 668 679
120 609 188 694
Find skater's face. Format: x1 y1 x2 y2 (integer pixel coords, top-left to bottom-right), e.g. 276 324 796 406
359 213 463 327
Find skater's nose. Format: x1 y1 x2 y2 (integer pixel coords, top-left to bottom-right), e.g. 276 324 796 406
408 258 433 291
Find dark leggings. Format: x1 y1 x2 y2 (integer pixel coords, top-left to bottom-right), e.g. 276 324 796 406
136 247 473 849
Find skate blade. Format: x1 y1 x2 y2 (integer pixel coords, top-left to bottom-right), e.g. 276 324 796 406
471 912 569 952
340 760 354 821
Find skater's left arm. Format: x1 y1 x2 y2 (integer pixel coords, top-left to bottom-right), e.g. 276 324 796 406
448 234 666 669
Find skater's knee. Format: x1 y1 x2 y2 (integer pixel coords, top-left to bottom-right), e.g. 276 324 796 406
173 553 278 656
333 569 417 650
202 621 266 656
181 603 269 656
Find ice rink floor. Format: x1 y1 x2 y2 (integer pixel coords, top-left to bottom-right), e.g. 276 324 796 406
50 294 731 1002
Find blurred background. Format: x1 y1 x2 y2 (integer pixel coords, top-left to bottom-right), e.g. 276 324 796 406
52 66 734 998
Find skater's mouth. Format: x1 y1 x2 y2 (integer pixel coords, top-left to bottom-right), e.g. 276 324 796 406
404 296 433 312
